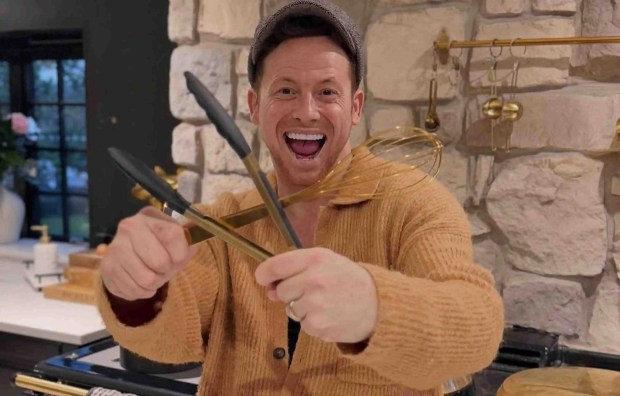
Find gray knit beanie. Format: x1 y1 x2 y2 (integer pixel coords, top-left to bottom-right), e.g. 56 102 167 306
248 0 364 89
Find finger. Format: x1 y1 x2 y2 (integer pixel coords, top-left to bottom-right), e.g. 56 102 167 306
118 258 159 299
144 215 193 270
127 220 175 275
103 255 155 301
140 205 181 223
273 272 305 303
255 250 309 286
122 240 167 292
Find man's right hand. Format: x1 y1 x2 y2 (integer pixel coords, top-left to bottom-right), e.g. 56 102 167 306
100 206 198 301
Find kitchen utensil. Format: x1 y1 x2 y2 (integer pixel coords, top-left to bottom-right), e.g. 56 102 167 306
184 71 302 249
424 50 441 132
108 147 273 262
424 77 440 132
183 126 443 244
482 61 502 120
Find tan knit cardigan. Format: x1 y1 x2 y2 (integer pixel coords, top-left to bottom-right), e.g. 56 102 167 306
95 162 504 396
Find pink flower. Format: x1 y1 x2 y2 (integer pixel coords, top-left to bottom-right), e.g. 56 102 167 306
10 113 28 135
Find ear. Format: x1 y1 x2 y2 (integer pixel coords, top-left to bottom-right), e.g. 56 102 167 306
248 88 260 125
351 89 365 125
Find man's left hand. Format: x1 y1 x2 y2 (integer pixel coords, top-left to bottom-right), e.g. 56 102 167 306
255 247 378 344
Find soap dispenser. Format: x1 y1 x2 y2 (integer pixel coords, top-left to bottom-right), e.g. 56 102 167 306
31 225 59 275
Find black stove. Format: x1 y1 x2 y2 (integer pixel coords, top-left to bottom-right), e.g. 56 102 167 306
31 338 199 396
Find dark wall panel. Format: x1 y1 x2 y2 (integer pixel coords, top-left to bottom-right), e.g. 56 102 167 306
84 1 176 245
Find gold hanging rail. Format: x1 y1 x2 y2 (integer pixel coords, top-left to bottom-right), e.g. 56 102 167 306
434 29 620 64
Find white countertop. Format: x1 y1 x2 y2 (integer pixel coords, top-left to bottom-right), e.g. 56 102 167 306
0 239 109 345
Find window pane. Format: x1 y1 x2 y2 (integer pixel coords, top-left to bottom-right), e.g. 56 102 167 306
37 194 63 237
68 195 89 241
36 151 62 193
0 61 9 103
33 60 58 102
0 105 10 118
62 59 85 103
33 105 60 148
63 105 86 149
66 152 88 194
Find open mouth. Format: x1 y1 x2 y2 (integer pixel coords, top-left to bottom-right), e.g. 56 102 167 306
285 132 326 160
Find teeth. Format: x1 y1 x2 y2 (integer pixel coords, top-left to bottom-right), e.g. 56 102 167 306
286 132 324 141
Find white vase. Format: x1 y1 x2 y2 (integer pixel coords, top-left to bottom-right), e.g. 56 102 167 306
0 187 25 244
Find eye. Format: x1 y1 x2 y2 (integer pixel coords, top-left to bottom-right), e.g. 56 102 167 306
320 88 337 96
278 87 295 95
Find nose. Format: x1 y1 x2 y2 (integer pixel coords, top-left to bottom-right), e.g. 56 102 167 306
292 93 320 124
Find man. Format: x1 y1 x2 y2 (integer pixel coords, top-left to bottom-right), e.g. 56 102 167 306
96 1 504 395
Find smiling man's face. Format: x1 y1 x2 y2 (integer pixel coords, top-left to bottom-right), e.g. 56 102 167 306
248 36 364 194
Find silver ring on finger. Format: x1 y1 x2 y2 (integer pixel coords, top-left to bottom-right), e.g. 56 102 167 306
286 299 304 322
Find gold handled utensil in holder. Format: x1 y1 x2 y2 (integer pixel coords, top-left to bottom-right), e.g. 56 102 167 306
481 43 503 152
14 373 87 396
424 50 441 132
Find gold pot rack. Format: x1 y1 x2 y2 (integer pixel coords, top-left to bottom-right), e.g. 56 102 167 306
434 29 620 64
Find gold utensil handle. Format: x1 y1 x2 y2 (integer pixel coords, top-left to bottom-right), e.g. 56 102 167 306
14 373 87 396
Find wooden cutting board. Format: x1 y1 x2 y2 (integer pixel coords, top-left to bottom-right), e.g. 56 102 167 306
41 249 103 305
498 367 620 396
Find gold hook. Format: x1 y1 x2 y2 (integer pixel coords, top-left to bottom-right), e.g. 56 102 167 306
489 39 503 59
509 38 527 58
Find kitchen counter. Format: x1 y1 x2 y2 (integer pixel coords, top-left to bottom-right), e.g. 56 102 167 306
0 239 109 345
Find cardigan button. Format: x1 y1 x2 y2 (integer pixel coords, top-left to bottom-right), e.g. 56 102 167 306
272 347 286 360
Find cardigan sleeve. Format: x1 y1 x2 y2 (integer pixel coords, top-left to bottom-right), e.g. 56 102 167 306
337 181 504 390
94 197 237 365
95 240 222 364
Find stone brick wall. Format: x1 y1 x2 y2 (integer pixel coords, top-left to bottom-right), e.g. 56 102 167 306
167 0 620 354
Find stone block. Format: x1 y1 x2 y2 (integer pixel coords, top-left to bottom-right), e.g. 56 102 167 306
177 170 202 204
435 146 468 206
469 212 491 237
368 106 414 134
172 123 201 167
236 77 251 120
571 0 620 80
483 0 525 16
531 0 576 14
198 0 260 39
366 7 466 101
170 45 232 122
201 120 257 174
168 0 197 44
235 47 250 76
264 0 367 28
468 154 494 206
586 271 620 353
487 153 606 276
503 271 587 337
377 0 474 4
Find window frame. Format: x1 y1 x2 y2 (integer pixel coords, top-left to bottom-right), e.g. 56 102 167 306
0 30 87 242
